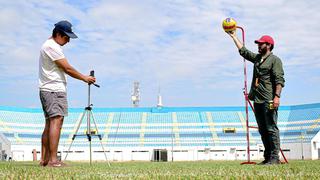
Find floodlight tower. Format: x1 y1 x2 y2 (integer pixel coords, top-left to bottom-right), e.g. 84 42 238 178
131 81 140 107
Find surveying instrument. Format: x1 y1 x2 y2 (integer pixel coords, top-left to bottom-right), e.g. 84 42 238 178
64 70 110 166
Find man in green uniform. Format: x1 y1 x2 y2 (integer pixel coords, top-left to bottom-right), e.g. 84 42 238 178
226 30 285 165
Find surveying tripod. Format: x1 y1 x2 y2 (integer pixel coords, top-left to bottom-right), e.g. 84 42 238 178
64 70 110 166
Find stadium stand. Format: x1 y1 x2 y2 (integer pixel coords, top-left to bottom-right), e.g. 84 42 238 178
0 103 319 161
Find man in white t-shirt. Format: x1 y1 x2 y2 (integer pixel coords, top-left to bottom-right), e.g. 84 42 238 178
39 20 96 167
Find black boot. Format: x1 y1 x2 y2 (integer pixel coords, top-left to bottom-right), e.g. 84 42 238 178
265 157 280 165
257 159 269 165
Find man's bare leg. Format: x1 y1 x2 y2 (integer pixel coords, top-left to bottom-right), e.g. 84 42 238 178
48 116 64 163
40 118 50 166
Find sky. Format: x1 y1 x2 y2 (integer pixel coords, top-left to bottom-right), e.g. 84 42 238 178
0 0 319 108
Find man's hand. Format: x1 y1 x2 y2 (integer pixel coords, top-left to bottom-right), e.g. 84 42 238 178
273 96 280 108
84 76 96 84
227 30 237 38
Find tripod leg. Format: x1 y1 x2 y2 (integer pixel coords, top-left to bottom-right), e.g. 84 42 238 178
86 110 92 165
64 111 86 161
89 136 92 165
89 111 111 167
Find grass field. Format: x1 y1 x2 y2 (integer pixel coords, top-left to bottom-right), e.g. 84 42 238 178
0 160 319 179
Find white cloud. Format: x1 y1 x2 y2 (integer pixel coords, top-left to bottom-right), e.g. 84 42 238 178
0 0 319 108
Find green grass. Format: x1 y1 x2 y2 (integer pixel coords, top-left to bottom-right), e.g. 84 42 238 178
0 160 319 179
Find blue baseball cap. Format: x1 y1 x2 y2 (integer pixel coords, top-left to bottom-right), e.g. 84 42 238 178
54 20 78 39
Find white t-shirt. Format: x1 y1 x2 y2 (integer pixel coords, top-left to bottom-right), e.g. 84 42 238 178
39 38 67 92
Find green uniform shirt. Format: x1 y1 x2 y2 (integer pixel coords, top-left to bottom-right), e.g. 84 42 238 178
239 47 285 103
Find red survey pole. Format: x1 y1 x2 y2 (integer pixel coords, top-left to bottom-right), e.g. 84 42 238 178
236 26 256 165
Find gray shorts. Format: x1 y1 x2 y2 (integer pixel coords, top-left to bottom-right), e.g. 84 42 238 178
40 91 68 119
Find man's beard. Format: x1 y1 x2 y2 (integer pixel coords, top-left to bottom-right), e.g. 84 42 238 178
258 46 267 55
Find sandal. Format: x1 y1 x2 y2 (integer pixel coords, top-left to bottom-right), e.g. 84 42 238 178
47 161 67 167
47 161 62 167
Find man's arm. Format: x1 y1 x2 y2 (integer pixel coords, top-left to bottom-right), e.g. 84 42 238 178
226 30 257 62
54 58 96 84
273 84 283 108
272 58 285 108
227 30 243 50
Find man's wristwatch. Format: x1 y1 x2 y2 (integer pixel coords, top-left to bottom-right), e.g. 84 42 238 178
275 94 281 98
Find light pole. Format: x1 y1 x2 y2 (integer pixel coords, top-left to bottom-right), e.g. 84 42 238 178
171 117 174 162
300 128 305 160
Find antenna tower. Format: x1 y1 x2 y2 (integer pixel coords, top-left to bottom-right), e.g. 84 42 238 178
131 81 140 107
